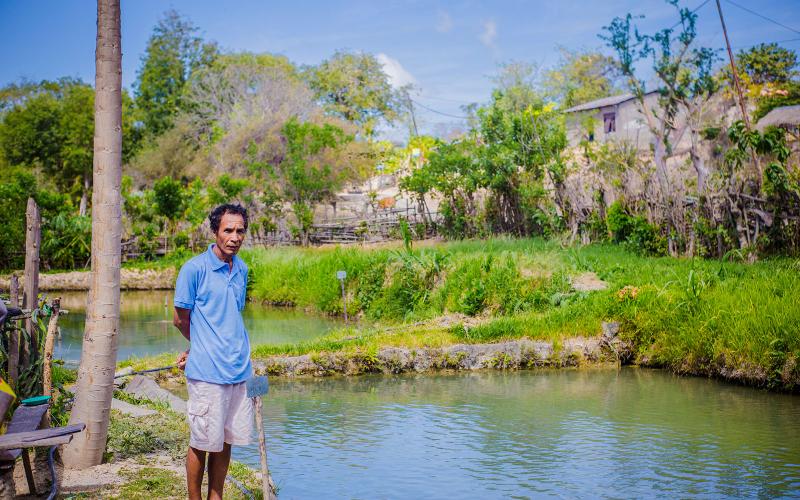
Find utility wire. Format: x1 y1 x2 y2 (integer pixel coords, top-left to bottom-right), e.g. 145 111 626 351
670 0 712 29
410 99 470 120
724 0 800 36
416 93 475 105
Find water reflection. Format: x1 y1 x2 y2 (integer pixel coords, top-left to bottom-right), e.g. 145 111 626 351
233 369 800 499
54 290 339 364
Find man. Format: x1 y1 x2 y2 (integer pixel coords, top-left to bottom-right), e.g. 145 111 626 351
173 203 253 500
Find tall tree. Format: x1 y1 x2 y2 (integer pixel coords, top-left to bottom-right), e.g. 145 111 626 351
134 9 217 138
306 51 400 138
543 48 623 108
737 43 798 85
63 0 123 469
254 118 356 245
601 0 719 203
0 80 139 214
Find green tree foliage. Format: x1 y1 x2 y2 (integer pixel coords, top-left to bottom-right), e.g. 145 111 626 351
306 51 400 137
725 122 800 254
543 48 623 108
402 139 484 238
0 168 84 270
0 79 140 207
0 169 37 269
179 52 314 179
403 64 567 239
737 43 798 85
478 65 567 235
602 0 719 200
153 177 185 220
754 81 800 122
134 10 217 138
257 118 354 245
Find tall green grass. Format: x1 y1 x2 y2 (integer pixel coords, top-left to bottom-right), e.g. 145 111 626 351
243 239 800 389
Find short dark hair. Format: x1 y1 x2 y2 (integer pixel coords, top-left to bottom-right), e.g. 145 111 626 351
209 204 249 234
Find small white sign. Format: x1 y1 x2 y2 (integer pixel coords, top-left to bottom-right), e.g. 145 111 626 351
337 270 347 280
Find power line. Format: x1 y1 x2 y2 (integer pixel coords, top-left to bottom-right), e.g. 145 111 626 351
410 99 470 120
416 93 475 105
724 0 800 37
670 0 712 30
730 37 800 49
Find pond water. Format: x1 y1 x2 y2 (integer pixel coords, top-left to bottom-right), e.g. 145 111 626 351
54 291 340 365
224 369 800 500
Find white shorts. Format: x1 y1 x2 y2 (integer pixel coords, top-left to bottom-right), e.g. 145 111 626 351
186 378 254 453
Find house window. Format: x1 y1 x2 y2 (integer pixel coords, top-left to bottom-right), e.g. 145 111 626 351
603 112 616 133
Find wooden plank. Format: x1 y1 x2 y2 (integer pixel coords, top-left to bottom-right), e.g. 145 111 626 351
0 433 75 451
0 405 49 461
5 404 48 434
0 424 85 450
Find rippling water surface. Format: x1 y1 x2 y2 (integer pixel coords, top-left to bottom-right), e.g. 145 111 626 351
233 369 800 499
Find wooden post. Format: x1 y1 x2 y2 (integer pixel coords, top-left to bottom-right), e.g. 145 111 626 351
42 298 61 398
8 275 20 387
22 197 41 370
253 396 277 500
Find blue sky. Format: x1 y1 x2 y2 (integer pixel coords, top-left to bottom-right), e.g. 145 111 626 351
1 0 799 136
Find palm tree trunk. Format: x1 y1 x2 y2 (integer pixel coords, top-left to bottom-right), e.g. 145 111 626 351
63 0 122 469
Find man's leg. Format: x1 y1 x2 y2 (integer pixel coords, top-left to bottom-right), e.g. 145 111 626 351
186 446 206 500
207 442 232 500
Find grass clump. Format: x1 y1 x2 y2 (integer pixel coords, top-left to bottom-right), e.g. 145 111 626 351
106 408 188 461
117 467 186 499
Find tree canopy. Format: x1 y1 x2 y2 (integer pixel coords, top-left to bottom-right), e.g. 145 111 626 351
543 48 623 108
737 43 798 85
134 9 217 138
306 51 401 137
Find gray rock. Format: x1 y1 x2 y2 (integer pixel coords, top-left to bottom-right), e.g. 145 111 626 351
111 398 157 417
122 375 186 414
602 321 620 340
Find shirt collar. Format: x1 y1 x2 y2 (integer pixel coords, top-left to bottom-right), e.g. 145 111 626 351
206 244 237 272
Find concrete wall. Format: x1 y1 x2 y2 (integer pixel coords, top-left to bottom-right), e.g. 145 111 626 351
565 93 662 150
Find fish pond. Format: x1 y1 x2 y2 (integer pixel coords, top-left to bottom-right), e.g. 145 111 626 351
55 290 340 365
230 369 799 499
57 291 800 498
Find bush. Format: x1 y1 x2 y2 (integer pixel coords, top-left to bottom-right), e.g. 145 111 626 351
606 201 665 255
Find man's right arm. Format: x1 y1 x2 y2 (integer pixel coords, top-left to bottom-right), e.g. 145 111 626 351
173 307 191 341
173 307 191 370
173 261 197 370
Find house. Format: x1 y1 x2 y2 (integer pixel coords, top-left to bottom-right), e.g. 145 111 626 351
755 104 800 136
563 92 659 149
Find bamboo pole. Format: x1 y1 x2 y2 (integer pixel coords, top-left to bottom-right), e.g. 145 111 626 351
715 0 761 188
23 197 41 369
8 275 20 386
253 396 277 499
42 298 61 398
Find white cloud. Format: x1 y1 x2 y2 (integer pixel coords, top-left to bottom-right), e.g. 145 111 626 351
479 19 497 48
376 53 417 89
436 10 453 33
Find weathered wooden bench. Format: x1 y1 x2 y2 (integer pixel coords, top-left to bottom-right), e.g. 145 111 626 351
0 403 84 496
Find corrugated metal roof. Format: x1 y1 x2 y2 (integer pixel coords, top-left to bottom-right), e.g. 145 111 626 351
755 104 800 131
563 92 655 113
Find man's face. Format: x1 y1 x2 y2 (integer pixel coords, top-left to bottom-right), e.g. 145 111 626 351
215 213 247 261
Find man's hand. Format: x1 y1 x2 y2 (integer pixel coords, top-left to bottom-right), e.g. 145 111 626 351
177 349 189 371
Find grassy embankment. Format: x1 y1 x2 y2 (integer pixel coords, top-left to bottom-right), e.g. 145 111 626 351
236 238 800 390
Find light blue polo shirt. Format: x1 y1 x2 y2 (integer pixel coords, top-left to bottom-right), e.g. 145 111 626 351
174 244 252 384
